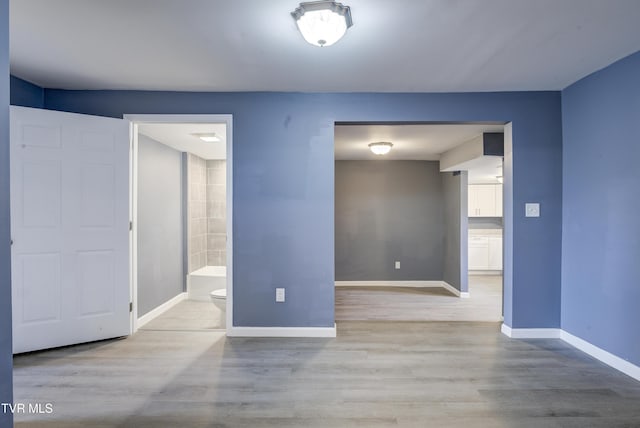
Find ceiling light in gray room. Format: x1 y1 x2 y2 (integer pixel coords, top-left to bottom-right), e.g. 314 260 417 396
368 141 393 155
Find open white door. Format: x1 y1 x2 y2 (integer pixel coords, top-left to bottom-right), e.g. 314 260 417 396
10 106 131 354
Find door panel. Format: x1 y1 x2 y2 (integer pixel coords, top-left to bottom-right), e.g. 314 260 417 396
19 253 61 323
77 250 116 317
10 106 131 354
22 161 61 227
79 164 116 227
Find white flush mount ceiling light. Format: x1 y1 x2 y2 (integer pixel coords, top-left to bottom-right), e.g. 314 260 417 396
291 1 353 47
368 142 393 155
191 133 221 143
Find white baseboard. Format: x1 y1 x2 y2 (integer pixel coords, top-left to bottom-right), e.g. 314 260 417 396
335 280 444 288
500 324 561 339
227 324 337 338
560 330 640 382
469 270 502 276
501 324 640 382
335 280 469 298
136 292 187 330
440 282 470 298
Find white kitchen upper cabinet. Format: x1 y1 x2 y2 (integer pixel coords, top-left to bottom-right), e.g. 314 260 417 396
468 184 503 217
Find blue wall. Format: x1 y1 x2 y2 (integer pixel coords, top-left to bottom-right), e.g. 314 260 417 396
562 51 640 365
10 75 44 108
40 90 563 328
1 0 13 424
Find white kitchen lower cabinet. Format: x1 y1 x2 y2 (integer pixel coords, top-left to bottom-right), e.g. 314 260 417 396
468 231 503 271
488 237 503 270
469 236 489 270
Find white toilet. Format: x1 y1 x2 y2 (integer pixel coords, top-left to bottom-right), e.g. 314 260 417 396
209 288 226 313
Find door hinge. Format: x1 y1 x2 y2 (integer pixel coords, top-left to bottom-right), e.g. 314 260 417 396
129 302 133 312
129 221 133 231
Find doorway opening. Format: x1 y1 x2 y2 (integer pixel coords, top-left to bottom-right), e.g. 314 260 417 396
465 143 504 320
126 115 233 333
334 122 507 323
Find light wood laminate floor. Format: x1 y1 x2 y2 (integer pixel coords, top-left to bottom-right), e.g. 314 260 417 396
141 275 501 332
336 275 502 322
13 321 640 427
140 300 225 331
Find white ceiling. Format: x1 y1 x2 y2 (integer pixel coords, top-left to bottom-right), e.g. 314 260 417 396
466 156 504 185
138 123 226 160
9 0 640 92
334 124 504 160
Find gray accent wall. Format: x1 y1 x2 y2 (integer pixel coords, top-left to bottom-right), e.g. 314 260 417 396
188 153 207 273
206 160 226 266
0 0 12 424
137 135 184 316
335 161 445 281
443 171 468 292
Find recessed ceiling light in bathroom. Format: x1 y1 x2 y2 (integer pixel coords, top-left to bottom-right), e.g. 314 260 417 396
191 133 221 143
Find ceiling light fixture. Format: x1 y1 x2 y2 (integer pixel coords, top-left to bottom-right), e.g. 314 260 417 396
191 133 221 143
291 1 353 47
368 142 393 155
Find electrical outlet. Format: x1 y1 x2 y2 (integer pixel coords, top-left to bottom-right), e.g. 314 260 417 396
395 261 401 269
275 288 285 302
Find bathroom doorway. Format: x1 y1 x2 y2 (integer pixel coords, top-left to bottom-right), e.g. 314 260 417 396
126 115 233 333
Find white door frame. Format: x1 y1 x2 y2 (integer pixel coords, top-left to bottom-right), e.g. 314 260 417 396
123 114 233 334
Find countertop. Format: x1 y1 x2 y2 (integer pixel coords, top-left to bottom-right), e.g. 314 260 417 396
468 228 503 237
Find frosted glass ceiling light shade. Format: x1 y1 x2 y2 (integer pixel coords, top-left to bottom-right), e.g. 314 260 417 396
291 1 353 47
368 142 393 155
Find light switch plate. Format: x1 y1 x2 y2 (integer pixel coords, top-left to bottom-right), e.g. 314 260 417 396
525 203 540 217
395 261 401 269
275 288 285 302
